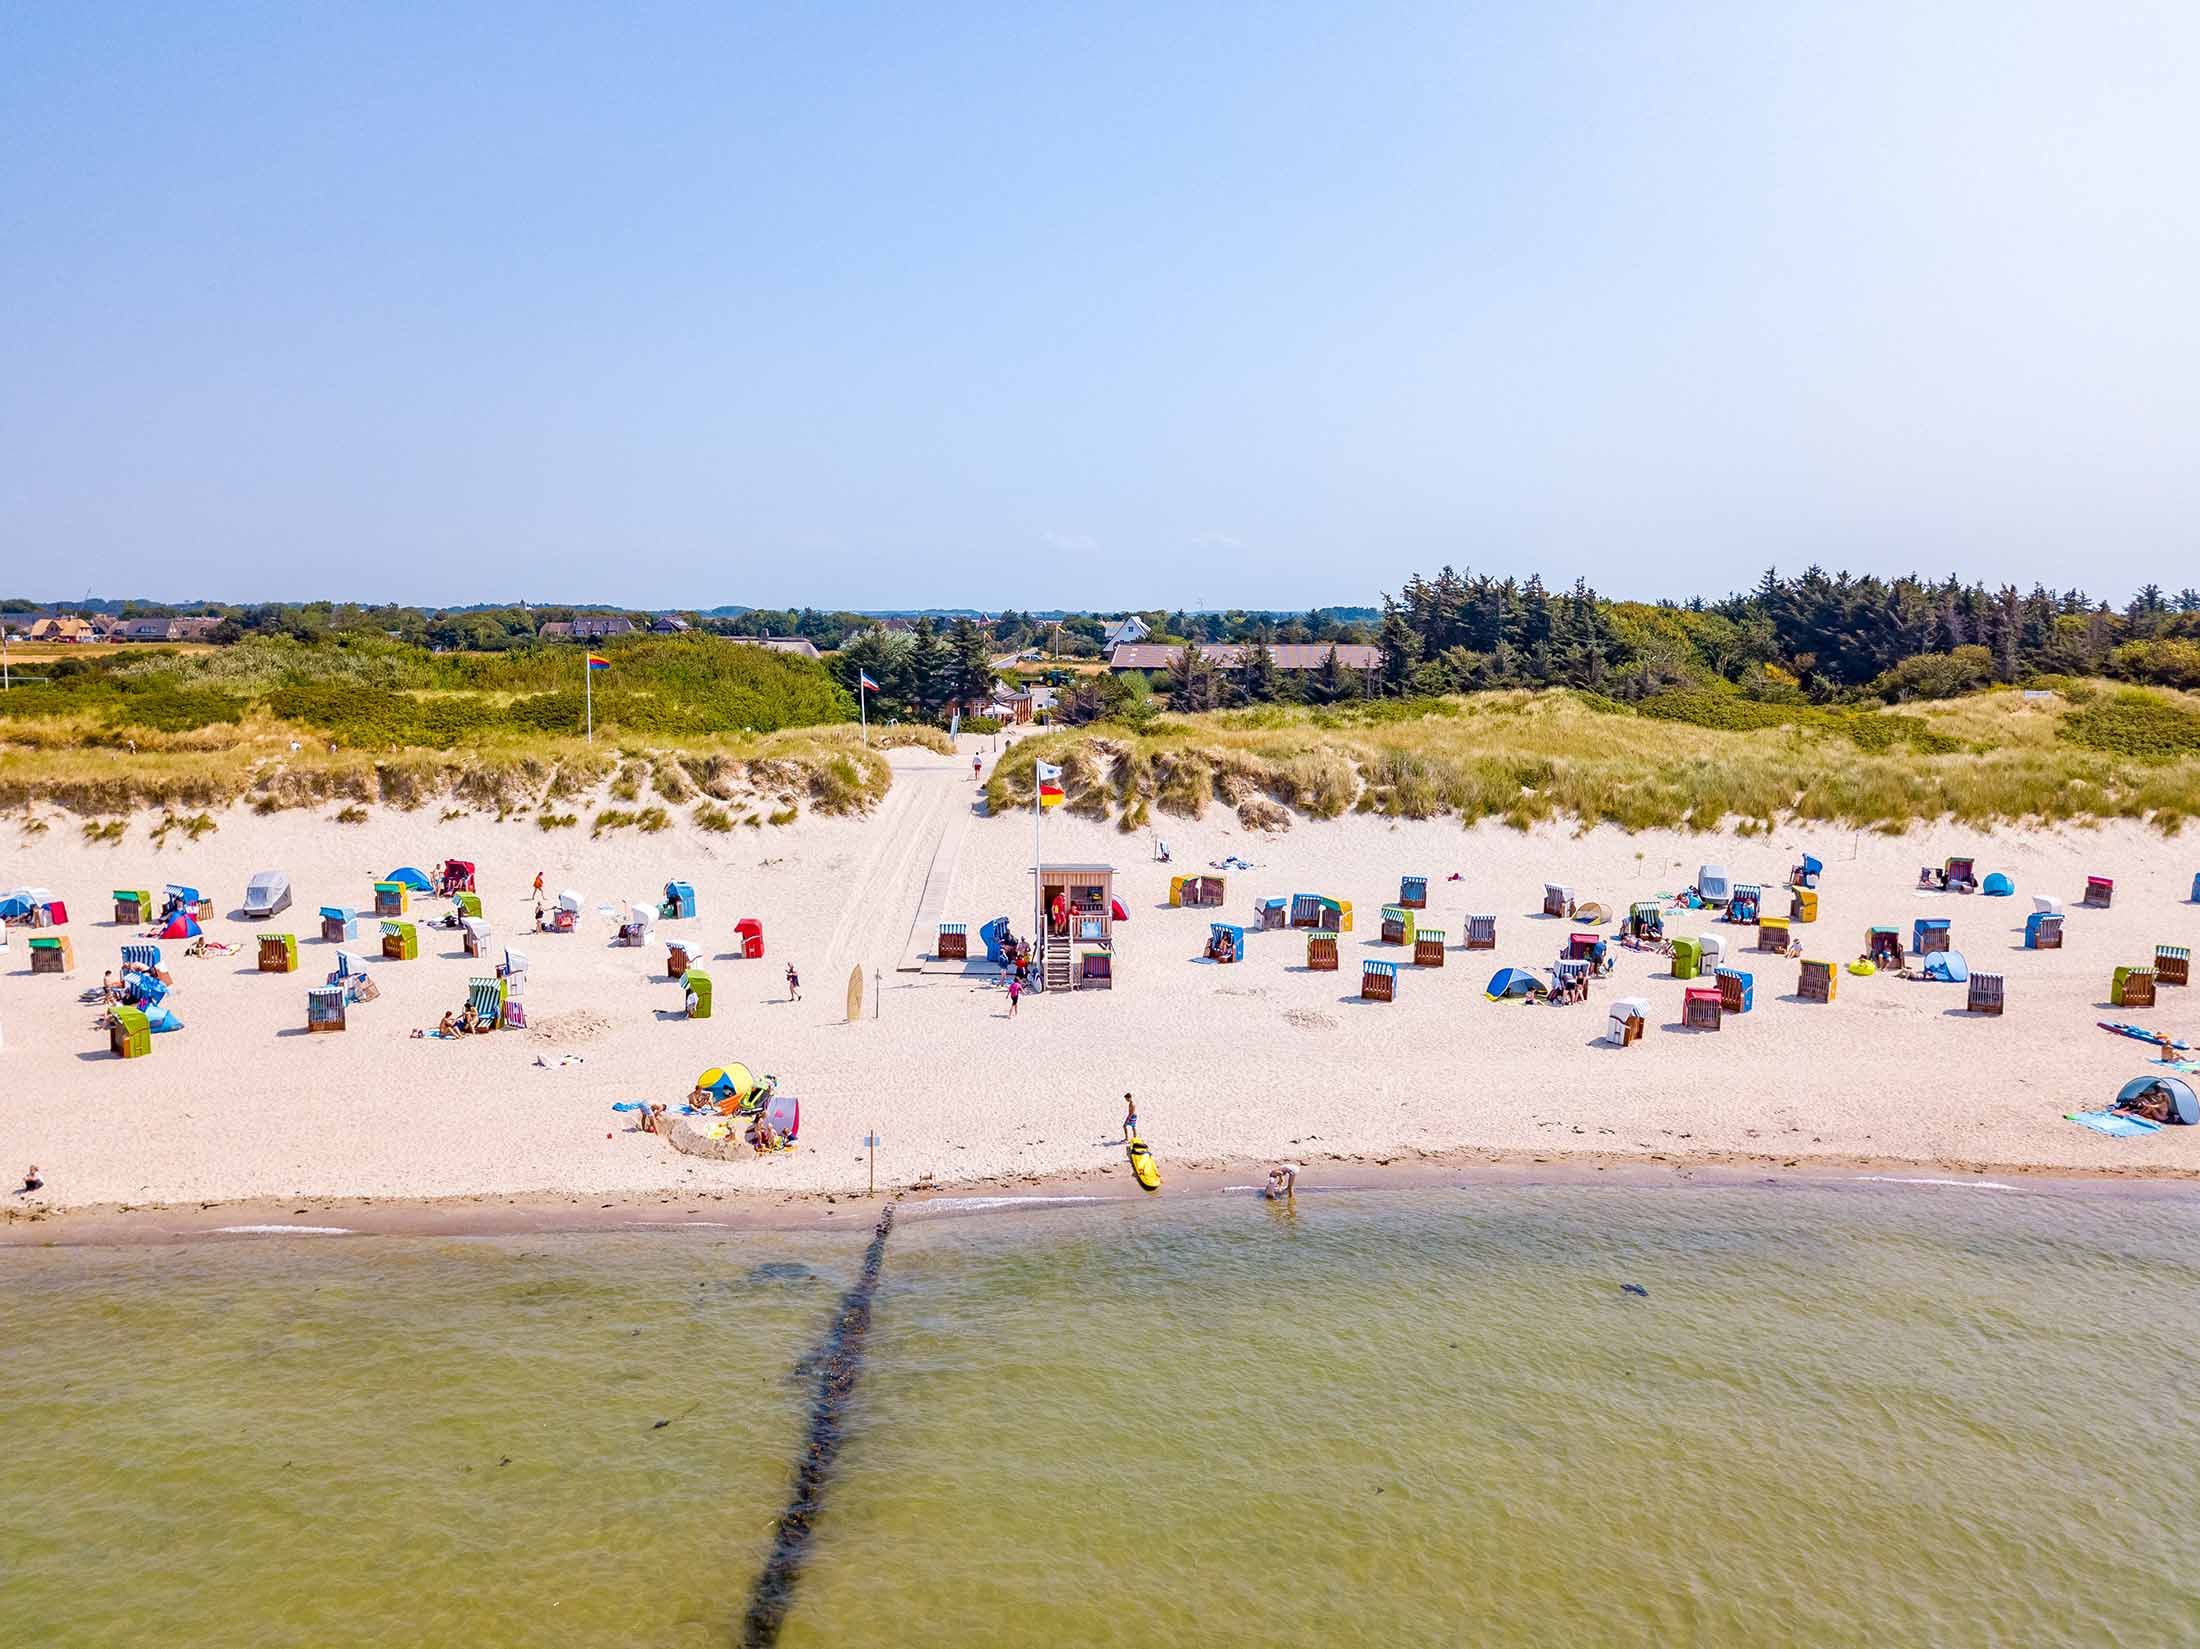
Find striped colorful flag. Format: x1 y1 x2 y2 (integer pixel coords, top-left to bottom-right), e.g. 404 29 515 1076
1036 759 1064 808
586 654 610 671
858 671 880 693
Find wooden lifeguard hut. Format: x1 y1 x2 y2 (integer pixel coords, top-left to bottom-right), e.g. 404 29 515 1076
1035 863 1117 992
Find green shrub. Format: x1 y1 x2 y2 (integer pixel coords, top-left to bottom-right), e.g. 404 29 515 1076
537 811 578 830
635 806 670 833
694 802 734 832
1868 647 1995 702
1637 691 1802 733
591 808 639 835
767 805 798 826
2059 692 2200 759
2110 639 2200 690
336 804 369 824
105 685 250 733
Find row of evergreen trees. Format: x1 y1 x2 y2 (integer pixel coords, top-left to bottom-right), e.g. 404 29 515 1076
825 618 998 722
1368 567 2200 702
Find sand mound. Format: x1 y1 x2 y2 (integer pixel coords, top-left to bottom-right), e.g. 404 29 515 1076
524 1008 615 1046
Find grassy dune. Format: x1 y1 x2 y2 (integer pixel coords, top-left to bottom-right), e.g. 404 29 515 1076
0 719 906 827
0 632 911 826
985 685 2200 834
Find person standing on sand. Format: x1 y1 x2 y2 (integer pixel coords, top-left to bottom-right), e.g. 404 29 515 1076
1007 977 1021 1017
785 963 800 1002
1123 1093 1138 1140
973 753 983 783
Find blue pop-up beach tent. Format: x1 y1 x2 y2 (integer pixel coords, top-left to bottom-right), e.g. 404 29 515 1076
1982 873 2014 897
1922 950 1969 983
1485 967 1538 1000
2118 1076 2197 1125
386 866 435 893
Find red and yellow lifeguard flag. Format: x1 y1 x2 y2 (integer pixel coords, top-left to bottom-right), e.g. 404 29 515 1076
586 654 610 670
1036 759 1065 808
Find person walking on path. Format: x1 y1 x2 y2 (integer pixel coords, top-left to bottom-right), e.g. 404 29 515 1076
1006 977 1021 1017
784 963 801 1002
972 753 983 783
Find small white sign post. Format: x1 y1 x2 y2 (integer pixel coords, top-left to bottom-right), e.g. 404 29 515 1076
863 1131 882 1196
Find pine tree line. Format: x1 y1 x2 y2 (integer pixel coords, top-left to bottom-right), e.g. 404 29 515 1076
1375 567 2200 701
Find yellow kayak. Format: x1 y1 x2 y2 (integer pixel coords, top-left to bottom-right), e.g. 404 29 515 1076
1126 1132 1161 1192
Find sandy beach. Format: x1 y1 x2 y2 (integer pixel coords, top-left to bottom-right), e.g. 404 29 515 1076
6 738 2199 1220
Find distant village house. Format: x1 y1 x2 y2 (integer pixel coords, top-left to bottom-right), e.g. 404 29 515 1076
538 615 637 641
1103 641 1382 677
738 636 821 660
24 615 98 643
1101 615 1151 650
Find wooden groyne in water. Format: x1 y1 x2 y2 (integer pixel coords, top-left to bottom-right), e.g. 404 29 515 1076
738 1201 896 1648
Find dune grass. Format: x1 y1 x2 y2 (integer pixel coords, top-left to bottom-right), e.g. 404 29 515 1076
985 685 2200 834
0 717 894 821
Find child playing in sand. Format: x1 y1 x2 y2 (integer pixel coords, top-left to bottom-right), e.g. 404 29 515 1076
785 963 801 1002
1007 977 1022 1017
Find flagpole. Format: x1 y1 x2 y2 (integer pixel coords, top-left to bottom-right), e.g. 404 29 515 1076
1032 761 1040 961
585 654 593 744
860 680 868 747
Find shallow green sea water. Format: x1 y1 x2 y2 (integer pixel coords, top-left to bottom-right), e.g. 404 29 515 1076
4 1183 2195 1647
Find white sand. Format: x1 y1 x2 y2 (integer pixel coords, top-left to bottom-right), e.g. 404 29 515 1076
5 739 2199 1211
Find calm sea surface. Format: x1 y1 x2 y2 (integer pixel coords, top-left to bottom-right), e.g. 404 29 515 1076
4 1183 2196 1647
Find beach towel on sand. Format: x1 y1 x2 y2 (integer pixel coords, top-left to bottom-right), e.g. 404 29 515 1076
2065 1110 2161 1138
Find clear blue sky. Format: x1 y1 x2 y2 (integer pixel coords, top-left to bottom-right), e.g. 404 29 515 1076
4 2 2194 611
